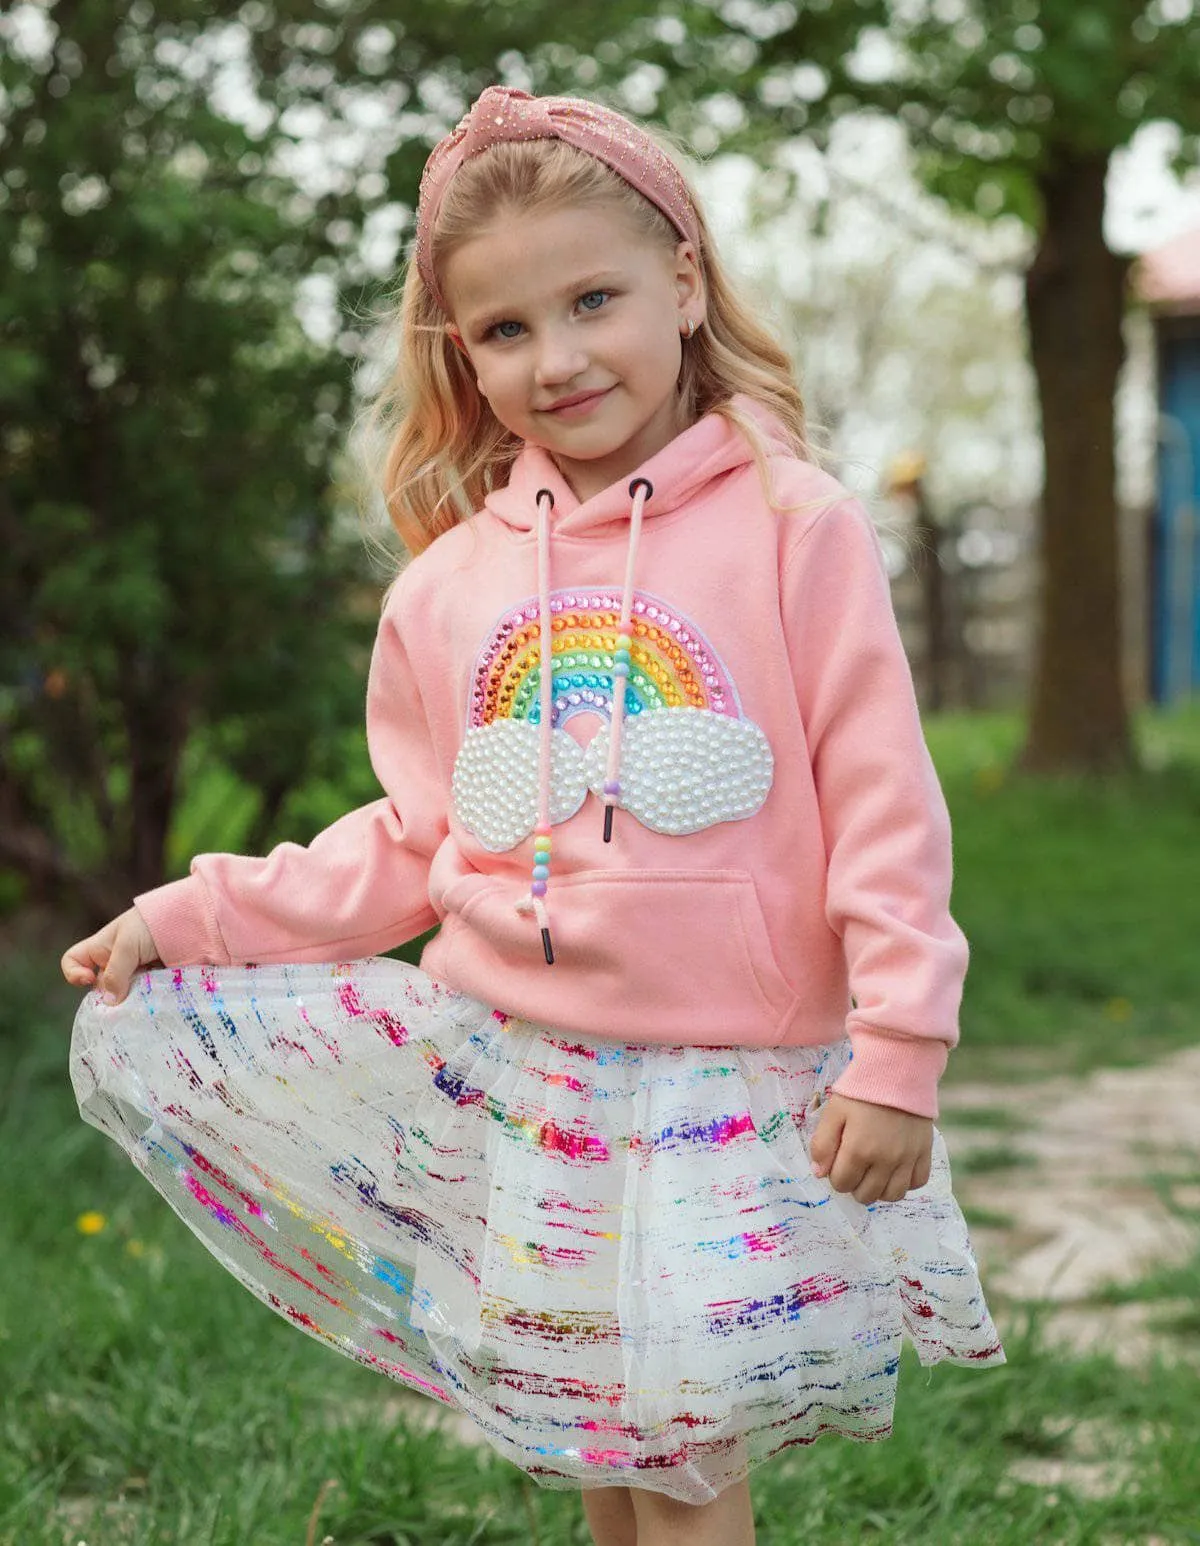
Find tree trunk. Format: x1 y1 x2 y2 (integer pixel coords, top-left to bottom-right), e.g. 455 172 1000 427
1019 150 1135 774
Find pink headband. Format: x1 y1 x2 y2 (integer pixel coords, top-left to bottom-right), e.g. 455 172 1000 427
414 85 701 312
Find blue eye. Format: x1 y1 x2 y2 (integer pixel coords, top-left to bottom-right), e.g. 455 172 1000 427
579 290 609 312
491 320 522 340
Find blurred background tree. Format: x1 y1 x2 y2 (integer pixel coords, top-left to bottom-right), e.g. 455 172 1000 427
867 0 1200 775
1 0 887 918
1 2 375 916
655 0 1200 774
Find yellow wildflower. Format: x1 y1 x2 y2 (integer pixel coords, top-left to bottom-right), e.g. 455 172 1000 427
76 1211 107 1236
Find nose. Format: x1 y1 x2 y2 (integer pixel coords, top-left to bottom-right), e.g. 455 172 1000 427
533 326 587 388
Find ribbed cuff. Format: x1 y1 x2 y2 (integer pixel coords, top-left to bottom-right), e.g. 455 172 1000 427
134 874 228 968
831 1020 951 1120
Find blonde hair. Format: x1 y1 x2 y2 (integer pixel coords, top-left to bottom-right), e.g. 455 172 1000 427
359 127 815 558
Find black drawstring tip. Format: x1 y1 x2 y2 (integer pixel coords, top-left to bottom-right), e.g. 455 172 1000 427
603 805 614 843
541 927 555 965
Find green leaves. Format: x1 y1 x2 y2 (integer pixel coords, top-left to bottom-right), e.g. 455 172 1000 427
1 3 377 904
664 0 1200 222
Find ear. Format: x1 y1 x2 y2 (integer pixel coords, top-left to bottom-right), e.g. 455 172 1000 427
672 240 705 329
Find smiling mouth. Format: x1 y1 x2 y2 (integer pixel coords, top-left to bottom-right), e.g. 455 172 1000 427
540 388 613 416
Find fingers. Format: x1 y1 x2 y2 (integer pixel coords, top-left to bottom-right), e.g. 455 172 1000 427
807 1101 846 1179
99 925 143 1003
61 947 99 988
877 1167 917 1204
832 1153 931 1204
60 927 116 989
810 1094 936 1204
830 1154 881 1201
810 1101 899 1199
835 1159 916 1205
61 909 155 1002
812 1105 903 1201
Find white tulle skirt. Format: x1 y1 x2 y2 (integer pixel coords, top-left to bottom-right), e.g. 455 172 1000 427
70 958 1004 1503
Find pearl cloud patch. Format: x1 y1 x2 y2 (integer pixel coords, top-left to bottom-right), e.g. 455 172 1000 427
453 588 774 852
452 721 589 853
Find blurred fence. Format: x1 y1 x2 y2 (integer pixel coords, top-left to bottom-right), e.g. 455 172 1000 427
883 497 1152 713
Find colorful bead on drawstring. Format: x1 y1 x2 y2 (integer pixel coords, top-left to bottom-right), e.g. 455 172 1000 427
532 824 554 964
531 826 552 895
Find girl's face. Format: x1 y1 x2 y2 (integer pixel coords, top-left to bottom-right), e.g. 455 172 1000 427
440 202 705 503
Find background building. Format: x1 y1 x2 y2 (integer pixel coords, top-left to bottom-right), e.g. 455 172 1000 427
1138 227 1200 707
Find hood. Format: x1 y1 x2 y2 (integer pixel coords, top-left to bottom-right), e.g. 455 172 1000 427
484 392 792 537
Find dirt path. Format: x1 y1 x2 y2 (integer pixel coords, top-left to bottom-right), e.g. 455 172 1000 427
940 1043 1200 1362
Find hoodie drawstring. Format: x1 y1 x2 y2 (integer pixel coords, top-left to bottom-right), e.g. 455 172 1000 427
518 476 654 965
528 487 557 965
601 476 652 843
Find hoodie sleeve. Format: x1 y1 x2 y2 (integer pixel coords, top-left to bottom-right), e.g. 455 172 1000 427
781 495 969 1119
134 588 444 967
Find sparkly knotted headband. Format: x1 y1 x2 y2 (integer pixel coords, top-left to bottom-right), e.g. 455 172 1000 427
413 85 702 312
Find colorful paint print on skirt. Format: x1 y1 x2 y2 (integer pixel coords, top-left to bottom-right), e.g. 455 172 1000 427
70 957 1004 1504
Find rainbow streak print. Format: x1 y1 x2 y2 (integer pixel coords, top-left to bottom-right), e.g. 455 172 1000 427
70 958 1004 1505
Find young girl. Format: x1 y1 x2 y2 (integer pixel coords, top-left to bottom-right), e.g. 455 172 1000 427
63 85 1004 1546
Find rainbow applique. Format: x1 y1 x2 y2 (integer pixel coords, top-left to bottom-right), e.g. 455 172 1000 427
467 588 740 727
452 589 774 852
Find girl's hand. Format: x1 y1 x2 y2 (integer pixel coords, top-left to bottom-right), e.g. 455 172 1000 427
808 1091 933 1204
61 907 160 1003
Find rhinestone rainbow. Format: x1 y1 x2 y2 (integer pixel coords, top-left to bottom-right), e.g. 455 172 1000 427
467 590 740 731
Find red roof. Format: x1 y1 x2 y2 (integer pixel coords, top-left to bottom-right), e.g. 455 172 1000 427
1137 226 1200 314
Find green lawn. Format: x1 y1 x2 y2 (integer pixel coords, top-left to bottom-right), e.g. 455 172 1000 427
928 702 1200 1085
3 703 1199 1544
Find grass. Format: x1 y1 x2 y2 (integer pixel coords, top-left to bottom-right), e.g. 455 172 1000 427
6 1024 1200 1546
933 1105 1029 1132
926 700 1200 1087
6 1079 1200 1546
1082 1248 1200 1345
4 701 1200 1542
947 1145 1038 1177
959 1204 1018 1231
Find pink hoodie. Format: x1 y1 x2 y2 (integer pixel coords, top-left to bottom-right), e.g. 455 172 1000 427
136 398 969 1118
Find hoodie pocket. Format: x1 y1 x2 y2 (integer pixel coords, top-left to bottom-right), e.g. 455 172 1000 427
440 867 799 1042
